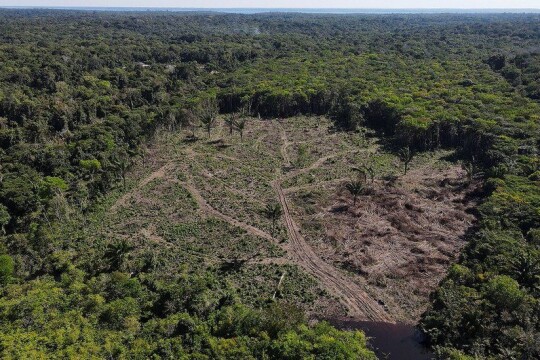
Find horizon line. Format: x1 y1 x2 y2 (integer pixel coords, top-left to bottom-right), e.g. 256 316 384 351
1 6 540 10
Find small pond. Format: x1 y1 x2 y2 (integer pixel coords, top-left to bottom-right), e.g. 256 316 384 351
330 319 434 360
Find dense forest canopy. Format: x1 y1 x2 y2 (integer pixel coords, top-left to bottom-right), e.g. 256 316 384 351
0 9 539 359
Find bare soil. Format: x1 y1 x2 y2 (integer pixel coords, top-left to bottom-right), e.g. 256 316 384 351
289 157 478 322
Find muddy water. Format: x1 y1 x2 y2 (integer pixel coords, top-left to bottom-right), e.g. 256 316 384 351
330 319 434 360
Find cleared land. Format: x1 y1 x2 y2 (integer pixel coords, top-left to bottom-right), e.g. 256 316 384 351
77 116 477 323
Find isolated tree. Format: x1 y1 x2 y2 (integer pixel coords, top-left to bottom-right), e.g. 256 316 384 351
398 146 414 175
178 108 198 137
352 163 375 183
225 112 239 136
345 180 364 206
199 98 219 138
235 117 247 140
273 272 286 300
263 202 283 236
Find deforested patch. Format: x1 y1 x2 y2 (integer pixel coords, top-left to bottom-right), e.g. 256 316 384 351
290 158 478 322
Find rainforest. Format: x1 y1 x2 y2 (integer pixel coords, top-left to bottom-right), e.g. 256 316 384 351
0 9 539 359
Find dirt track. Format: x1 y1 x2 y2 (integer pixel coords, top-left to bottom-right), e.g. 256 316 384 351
182 182 278 245
178 156 391 321
110 162 173 212
111 122 394 322
272 179 391 321
278 122 292 167
273 126 392 322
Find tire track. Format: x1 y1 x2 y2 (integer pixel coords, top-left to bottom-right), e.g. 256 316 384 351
111 162 174 212
113 127 391 321
274 126 392 322
182 182 279 245
272 179 392 321
278 121 292 167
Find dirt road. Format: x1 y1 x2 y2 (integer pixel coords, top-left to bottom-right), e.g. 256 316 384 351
272 125 392 321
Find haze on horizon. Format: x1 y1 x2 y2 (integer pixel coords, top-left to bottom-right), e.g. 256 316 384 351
0 0 538 10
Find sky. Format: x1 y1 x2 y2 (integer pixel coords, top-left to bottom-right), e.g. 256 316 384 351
0 0 538 9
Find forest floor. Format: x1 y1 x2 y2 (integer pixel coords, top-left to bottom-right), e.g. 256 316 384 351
82 116 477 323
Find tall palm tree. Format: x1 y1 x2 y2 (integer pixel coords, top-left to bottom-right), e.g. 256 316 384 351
263 202 283 236
345 180 364 205
200 98 218 138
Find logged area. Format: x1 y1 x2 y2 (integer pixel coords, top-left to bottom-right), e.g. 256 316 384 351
78 116 477 324
0 10 539 359
287 146 478 321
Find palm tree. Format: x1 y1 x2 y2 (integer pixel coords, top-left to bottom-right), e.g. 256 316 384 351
200 98 218 138
345 180 364 205
235 118 247 140
263 202 283 236
112 152 130 188
512 251 540 291
354 163 375 183
104 239 133 271
200 113 216 138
